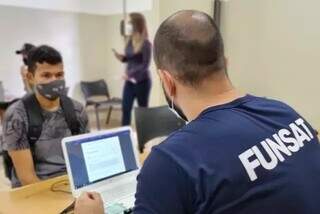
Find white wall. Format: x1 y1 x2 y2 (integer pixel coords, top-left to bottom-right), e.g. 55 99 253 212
0 5 110 102
0 0 152 15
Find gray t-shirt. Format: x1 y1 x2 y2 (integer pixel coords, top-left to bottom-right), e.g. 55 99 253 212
1 98 89 187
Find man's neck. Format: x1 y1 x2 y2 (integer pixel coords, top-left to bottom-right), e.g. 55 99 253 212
180 79 245 121
35 92 60 112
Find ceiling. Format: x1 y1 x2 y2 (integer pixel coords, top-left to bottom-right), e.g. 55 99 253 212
0 0 153 15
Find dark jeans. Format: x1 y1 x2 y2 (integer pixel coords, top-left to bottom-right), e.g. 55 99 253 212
122 79 151 126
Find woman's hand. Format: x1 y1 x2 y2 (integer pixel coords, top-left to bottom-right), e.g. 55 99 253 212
122 74 129 81
112 49 124 61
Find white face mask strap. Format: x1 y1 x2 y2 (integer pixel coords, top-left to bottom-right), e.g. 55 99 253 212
169 96 180 118
171 96 174 109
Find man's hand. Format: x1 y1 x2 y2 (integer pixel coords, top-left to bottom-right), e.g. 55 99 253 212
75 192 104 214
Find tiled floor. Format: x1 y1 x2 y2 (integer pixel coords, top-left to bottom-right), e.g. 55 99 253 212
0 107 124 191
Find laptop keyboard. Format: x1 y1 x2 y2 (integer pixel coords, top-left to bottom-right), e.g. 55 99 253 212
102 180 136 214
101 181 136 203
105 203 129 214
104 196 134 214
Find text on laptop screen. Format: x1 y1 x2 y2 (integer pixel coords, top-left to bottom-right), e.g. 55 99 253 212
65 130 138 189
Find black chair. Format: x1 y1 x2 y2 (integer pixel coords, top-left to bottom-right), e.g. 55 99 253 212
134 106 186 153
80 79 122 130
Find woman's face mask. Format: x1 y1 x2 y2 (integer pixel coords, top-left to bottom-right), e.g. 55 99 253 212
125 22 133 36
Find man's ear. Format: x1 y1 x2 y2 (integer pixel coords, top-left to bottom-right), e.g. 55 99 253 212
158 69 176 97
224 56 228 67
157 69 165 82
26 71 35 85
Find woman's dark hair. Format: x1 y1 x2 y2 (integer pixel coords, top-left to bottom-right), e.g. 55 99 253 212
130 13 148 38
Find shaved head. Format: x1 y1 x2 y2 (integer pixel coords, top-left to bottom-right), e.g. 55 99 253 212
154 10 226 86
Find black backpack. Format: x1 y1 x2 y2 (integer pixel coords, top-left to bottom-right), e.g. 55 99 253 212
2 94 81 180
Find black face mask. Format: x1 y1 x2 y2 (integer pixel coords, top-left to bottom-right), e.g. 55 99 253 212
23 58 28 66
162 84 188 122
36 79 66 101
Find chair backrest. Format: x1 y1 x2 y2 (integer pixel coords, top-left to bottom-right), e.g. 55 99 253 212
134 106 186 153
80 79 110 100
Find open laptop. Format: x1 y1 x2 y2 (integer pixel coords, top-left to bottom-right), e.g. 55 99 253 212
62 127 140 213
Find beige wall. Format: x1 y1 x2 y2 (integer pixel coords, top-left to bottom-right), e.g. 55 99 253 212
154 0 320 128
159 0 212 21
221 0 320 128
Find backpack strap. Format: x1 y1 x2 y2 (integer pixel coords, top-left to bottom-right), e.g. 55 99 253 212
60 95 81 135
2 151 13 179
22 93 44 147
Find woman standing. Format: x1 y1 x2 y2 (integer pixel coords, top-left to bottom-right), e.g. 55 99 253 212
113 13 152 126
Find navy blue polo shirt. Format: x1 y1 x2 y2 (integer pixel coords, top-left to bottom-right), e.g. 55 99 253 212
134 95 320 214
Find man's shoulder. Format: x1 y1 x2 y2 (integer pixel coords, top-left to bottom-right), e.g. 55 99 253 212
4 99 27 120
245 95 297 112
2 100 28 140
154 124 202 156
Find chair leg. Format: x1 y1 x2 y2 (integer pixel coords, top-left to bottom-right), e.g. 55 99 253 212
106 106 113 124
95 105 101 130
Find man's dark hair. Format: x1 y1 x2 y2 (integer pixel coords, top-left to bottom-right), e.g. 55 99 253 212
154 10 226 86
27 45 63 74
15 43 35 55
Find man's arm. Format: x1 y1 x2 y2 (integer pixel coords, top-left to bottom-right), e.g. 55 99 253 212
2 102 40 186
9 149 40 185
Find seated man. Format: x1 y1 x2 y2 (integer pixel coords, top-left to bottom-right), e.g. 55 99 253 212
1 45 89 188
75 10 320 214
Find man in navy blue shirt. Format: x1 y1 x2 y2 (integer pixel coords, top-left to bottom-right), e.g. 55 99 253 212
75 10 320 214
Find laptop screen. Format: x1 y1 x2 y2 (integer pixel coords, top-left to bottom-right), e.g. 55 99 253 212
65 129 138 190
